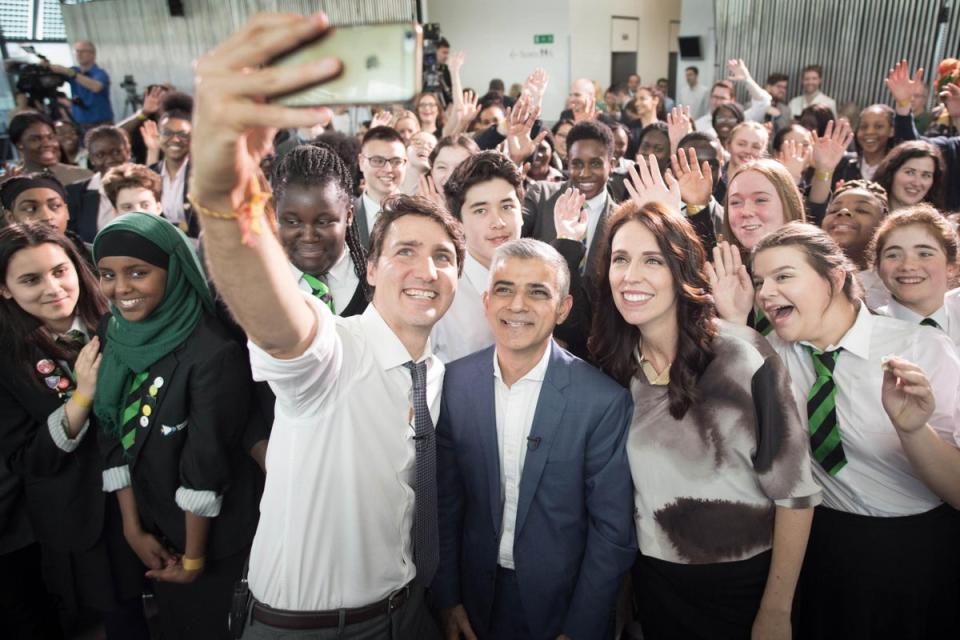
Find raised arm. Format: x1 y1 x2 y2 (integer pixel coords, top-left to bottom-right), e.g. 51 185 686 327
190 13 342 359
728 59 771 121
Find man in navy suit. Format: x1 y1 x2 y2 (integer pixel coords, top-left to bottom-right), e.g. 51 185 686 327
434 238 636 640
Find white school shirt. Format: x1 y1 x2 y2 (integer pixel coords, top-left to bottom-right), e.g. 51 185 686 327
87 173 116 231
289 249 359 314
788 91 837 117
160 158 189 224
879 291 960 349
493 345 551 569
247 295 443 610
857 270 891 310
432 253 493 363
767 303 960 516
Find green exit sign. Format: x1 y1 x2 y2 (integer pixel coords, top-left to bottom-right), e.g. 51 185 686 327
534 34 554 44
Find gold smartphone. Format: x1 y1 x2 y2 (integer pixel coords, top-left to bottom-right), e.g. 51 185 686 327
270 23 422 106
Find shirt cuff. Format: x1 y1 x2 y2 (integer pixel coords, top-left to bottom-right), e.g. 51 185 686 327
175 487 223 517
774 491 822 510
47 404 90 452
102 465 131 492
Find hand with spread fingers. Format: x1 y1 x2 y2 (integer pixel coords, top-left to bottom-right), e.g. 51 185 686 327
667 105 693 153
190 12 342 214
670 147 714 208
704 241 754 325
885 60 924 115
371 109 394 129
624 153 682 214
505 96 548 165
418 173 446 210
811 119 854 174
554 187 588 243
777 138 810 185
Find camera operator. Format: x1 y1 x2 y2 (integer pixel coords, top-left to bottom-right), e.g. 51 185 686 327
45 40 114 128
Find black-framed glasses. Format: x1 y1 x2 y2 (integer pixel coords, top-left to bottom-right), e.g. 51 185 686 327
363 155 406 168
160 129 191 140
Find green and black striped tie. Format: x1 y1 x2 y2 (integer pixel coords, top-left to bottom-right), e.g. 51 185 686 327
806 347 847 476
754 308 773 336
120 372 150 451
303 273 336 314
920 317 942 330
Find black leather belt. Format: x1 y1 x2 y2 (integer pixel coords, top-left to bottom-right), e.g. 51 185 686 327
252 584 412 630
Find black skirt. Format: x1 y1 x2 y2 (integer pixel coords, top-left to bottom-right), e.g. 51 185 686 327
632 549 772 640
796 504 960 640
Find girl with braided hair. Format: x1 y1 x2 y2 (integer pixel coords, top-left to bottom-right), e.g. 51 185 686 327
819 179 892 309
270 143 370 317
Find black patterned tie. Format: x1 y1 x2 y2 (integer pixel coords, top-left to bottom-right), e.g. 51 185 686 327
920 317 942 331
403 361 439 586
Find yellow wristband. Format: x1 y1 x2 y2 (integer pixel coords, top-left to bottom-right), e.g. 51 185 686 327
685 203 706 214
182 556 205 571
814 169 832 182
71 391 93 408
136 111 148 121
896 98 912 108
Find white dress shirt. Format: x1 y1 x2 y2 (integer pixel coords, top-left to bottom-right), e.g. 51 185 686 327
289 249 360 314
362 191 381 238
493 345 551 569
677 83 709 119
87 172 116 231
788 91 837 117
160 158 189 224
767 303 960 516
247 295 443 610
857 269 891 310
879 290 959 348
432 253 493 363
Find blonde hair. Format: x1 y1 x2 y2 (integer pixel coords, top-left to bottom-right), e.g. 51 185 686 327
723 159 806 252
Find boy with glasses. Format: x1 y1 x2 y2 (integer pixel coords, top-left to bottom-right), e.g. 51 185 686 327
354 126 408 247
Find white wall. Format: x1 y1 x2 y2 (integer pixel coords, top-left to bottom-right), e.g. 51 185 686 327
569 0 681 92
426 0 681 121
676 0 716 92
425 0 573 120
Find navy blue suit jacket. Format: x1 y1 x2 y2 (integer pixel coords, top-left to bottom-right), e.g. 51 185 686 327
434 341 636 639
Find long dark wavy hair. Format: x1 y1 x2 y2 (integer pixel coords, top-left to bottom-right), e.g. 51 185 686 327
588 201 717 419
0 223 107 384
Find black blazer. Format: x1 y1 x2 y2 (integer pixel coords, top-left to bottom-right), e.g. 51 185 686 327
352 194 371 249
149 160 199 238
66 177 102 244
99 313 262 559
0 349 106 552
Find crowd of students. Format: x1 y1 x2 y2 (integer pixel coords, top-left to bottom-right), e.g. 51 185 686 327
1 10 960 640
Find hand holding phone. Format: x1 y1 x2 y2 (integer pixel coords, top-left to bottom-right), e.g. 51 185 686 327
190 12 342 213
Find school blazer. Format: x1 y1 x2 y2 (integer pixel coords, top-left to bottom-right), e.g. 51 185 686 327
65 177 102 244
99 313 262 559
0 349 106 552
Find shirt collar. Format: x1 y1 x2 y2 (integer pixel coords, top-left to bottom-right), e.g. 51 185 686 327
493 341 552 384
800 302 872 359
161 158 190 179
87 172 102 190
325 249 353 284
362 303 434 370
888 297 948 329
584 189 608 216
463 253 490 292
362 191 381 215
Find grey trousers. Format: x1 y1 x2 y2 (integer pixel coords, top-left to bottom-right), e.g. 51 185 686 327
240 585 440 640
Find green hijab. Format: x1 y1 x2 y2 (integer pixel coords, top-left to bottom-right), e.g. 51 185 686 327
92 212 213 440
